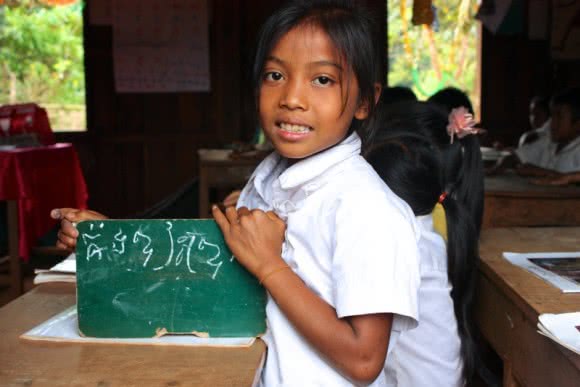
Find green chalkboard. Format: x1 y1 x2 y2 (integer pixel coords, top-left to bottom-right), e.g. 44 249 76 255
75 219 266 338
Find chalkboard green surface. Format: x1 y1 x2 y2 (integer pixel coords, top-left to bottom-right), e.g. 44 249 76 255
75 219 266 338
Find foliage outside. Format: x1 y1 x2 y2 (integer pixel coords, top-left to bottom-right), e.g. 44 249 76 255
388 0 480 116
0 0 85 131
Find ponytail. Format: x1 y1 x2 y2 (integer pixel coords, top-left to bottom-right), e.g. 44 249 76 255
440 192 478 382
456 135 484 236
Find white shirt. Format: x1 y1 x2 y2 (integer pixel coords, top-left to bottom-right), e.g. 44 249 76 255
238 132 421 386
517 118 551 147
515 134 580 173
384 215 463 387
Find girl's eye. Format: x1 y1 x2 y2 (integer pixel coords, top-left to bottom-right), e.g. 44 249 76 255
264 72 283 81
313 76 333 86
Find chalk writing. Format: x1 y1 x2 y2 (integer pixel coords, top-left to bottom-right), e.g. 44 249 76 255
79 220 233 280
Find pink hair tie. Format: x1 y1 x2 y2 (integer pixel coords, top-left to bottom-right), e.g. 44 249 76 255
438 192 448 203
447 106 479 144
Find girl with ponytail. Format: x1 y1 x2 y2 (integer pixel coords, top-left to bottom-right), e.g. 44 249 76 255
365 101 487 386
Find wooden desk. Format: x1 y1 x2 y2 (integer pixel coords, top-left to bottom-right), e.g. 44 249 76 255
483 174 580 228
476 227 580 387
0 283 266 386
197 149 263 218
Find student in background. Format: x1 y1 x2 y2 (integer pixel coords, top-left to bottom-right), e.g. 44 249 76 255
518 95 551 147
490 87 580 177
365 131 480 386
372 100 485 237
54 1 421 385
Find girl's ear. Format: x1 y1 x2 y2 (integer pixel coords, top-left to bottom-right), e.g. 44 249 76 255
354 100 370 120
354 83 382 120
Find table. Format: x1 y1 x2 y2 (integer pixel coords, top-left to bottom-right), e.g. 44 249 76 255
0 283 266 386
476 227 580 387
197 149 263 218
0 143 88 297
483 174 580 228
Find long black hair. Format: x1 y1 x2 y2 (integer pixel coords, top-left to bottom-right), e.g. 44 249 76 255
252 0 382 145
370 101 484 235
365 130 480 384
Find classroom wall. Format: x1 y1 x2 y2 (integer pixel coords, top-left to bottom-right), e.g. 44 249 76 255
59 0 385 218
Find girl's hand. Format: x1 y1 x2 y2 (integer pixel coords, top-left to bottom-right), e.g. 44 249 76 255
212 205 286 280
50 208 108 251
222 190 242 208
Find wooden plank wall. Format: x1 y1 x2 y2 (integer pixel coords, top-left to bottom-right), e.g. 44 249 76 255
58 0 385 218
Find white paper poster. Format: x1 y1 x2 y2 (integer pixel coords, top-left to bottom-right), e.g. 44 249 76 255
113 0 211 92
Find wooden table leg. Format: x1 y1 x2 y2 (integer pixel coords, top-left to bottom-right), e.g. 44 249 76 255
7 200 22 299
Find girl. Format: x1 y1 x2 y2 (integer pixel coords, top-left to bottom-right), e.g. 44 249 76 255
52 1 420 385
365 129 478 387
372 100 485 237
212 1 420 385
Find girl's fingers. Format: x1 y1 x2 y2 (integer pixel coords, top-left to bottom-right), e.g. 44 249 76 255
56 240 72 251
212 205 231 234
225 206 240 224
266 211 286 229
50 208 62 220
237 206 251 218
57 230 77 249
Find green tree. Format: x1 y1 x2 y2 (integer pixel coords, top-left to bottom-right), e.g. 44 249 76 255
0 0 84 105
388 0 479 113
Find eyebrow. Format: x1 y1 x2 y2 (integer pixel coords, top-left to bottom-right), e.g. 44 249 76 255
265 55 343 71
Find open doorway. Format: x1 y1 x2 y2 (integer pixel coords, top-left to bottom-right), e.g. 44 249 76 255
387 0 481 119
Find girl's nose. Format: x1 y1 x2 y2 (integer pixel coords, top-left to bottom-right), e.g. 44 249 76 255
280 79 307 110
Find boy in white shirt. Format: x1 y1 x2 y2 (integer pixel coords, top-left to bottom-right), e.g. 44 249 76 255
491 87 580 176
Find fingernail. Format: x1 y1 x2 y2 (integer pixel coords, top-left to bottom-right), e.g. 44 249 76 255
51 209 61 219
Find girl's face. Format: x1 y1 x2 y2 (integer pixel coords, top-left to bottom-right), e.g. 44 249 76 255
258 24 369 160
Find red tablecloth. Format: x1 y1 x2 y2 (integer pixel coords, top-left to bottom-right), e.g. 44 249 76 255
0 143 88 260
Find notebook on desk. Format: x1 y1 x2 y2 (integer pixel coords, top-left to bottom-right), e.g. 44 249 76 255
33 253 76 284
503 252 580 293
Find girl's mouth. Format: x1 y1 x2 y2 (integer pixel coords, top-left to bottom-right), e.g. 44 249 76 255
277 122 312 133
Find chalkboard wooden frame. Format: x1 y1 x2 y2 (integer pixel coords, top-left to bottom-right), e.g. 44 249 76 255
76 219 266 338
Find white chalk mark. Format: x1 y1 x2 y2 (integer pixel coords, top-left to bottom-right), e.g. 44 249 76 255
112 229 127 254
199 239 223 279
134 229 154 268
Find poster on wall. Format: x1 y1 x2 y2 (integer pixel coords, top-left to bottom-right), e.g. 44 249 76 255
551 0 580 60
113 0 211 93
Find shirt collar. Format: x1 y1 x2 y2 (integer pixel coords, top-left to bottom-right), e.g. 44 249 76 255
279 131 362 189
247 131 362 209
